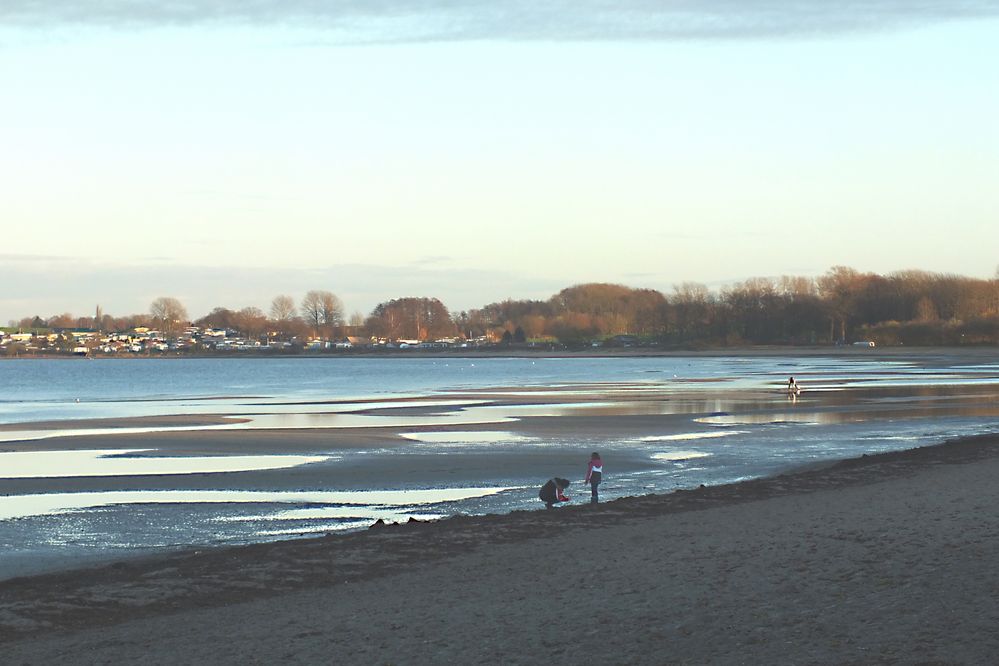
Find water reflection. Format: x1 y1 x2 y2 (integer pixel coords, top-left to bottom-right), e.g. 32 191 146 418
400 431 537 444
6 367 999 445
0 449 331 479
0 398 756 443
639 431 747 442
0 424 239 444
697 402 999 426
0 486 521 521
651 451 713 461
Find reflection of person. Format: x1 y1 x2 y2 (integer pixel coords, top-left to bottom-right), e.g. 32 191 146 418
539 477 571 509
585 452 603 504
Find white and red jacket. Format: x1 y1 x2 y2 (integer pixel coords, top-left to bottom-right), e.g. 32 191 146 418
585 458 603 483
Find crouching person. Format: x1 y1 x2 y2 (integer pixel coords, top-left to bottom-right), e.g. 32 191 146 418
539 477 571 509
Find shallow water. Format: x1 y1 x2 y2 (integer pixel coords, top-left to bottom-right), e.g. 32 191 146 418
3 354 999 579
0 486 519 521
7 355 977 424
0 449 333 479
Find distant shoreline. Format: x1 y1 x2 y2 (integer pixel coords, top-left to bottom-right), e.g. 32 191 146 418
4 344 997 361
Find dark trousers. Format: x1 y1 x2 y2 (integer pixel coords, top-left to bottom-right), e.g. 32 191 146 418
590 478 600 503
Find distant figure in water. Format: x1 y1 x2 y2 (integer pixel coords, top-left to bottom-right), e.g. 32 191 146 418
787 376 801 397
585 452 603 504
539 477 571 509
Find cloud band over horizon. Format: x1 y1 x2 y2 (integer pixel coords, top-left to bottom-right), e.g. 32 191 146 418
4 1 999 41
0 256 570 324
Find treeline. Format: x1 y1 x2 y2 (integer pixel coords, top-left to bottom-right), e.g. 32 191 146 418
9 267 999 347
464 267 999 346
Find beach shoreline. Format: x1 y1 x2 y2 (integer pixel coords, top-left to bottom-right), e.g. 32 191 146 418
4 431 999 662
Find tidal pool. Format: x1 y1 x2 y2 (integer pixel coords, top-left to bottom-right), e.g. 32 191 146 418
0 486 522 521
0 449 332 479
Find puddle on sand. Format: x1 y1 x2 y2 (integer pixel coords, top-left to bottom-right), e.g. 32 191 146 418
0 424 240 444
0 449 332 479
696 413 823 425
399 431 537 444
651 451 713 461
696 401 999 426
0 486 522 521
639 431 747 442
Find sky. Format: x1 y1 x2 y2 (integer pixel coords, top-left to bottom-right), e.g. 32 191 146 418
3 1 998 323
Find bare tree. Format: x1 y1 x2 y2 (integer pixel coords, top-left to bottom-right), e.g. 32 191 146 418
671 282 713 342
150 297 188 337
817 266 867 342
268 295 301 340
48 312 75 329
270 295 297 322
236 307 268 339
366 297 456 341
301 290 344 339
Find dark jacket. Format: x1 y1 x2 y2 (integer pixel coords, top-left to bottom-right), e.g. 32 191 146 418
539 477 570 504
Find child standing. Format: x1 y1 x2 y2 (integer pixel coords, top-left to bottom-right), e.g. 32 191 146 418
585 452 603 504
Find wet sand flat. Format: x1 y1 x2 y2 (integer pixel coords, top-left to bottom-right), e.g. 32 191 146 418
5 372 999 581
3 433 999 664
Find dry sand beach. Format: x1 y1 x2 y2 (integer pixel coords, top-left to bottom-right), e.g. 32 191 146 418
4 432 999 664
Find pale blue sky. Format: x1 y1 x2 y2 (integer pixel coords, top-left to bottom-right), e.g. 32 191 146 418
3 2 998 322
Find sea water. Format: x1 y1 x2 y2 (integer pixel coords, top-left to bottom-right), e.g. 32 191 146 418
2 353 999 579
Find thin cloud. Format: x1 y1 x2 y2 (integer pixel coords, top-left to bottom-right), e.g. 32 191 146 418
409 256 457 268
0 253 82 263
2 1 998 40
0 257 564 322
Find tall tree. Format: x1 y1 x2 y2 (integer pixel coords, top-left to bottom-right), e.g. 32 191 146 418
149 297 188 337
196 307 237 331
670 282 714 343
301 290 344 339
236 307 268 339
48 312 76 329
270 295 297 323
817 266 866 342
366 297 456 341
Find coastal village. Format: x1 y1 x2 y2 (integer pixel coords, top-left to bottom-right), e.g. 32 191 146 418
0 326 503 357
